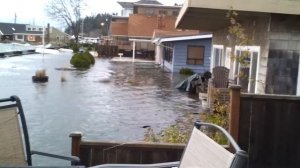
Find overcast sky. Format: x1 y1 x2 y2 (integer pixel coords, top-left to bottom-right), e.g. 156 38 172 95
0 0 184 29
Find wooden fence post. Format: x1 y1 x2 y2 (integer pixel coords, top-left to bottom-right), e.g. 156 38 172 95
69 132 83 157
229 85 241 142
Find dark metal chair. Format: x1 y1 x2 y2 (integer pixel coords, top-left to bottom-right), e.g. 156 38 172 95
0 95 80 166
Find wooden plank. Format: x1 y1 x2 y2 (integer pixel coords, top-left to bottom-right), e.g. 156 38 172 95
78 141 184 167
238 94 300 168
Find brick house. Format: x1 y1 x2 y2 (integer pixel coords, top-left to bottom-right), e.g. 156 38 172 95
176 0 300 95
110 1 184 60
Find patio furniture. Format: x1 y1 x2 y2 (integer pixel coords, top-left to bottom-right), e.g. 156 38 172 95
0 95 80 166
89 121 248 168
211 66 230 88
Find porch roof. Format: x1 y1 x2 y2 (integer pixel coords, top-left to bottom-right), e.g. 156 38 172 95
153 34 212 44
129 38 152 43
175 0 300 30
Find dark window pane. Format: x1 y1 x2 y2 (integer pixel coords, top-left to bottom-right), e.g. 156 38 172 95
187 46 205 65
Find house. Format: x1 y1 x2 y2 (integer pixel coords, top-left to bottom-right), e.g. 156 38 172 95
110 1 191 59
153 34 212 74
48 26 71 46
0 22 44 44
176 0 300 95
118 0 163 17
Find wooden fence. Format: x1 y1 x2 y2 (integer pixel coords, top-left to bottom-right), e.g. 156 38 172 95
70 133 185 167
229 86 300 168
96 45 119 57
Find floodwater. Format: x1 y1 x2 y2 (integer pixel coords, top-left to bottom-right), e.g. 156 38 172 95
0 43 35 52
0 52 202 165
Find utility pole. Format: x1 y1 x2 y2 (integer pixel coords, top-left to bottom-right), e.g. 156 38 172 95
14 13 17 24
81 19 84 39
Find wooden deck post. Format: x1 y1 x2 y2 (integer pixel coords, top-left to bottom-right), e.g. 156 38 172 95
70 132 83 157
229 85 241 142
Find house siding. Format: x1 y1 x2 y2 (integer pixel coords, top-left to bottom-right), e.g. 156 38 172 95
266 14 300 95
171 38 212 74
212 14 270 94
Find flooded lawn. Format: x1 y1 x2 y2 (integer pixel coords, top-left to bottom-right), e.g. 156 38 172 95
0 53 202 165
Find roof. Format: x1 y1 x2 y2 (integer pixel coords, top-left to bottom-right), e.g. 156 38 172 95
152 29 200 38
117 2 134 8
176 0 300 30
154 34 212 44
117 0 162 9
0 22 27 35
133 3 181 9
129 38 152 42
0 22 44 35
135 0 162 5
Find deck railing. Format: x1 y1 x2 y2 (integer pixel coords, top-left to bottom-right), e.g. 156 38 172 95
70 132 185 167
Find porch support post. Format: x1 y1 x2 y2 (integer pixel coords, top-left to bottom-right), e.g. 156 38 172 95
69 132 83 157
229 85 241 142
132 41 136 62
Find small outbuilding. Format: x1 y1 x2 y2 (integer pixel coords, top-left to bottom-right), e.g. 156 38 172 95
153 34 212 74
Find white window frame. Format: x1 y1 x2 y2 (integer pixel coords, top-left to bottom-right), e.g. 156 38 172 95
15 34 24 41
211 45 224 71
234 46 260 93
225 47 235 80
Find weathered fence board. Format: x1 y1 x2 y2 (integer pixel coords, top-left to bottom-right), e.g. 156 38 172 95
229 86 300 168
69 134 185 167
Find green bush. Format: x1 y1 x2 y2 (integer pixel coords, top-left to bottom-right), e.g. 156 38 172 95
84 51 95 64
71 43 79 53
82 43 95 51
144 125 189 144
179 68 194 75
70 52 95 69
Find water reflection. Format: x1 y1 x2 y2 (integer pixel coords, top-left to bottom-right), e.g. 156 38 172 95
0 53 201 165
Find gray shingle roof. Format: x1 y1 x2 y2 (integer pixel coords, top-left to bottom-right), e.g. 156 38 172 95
135 0 162 5
117 0 163 8
0 22 43 35
0 23 27 35
117 2 134 8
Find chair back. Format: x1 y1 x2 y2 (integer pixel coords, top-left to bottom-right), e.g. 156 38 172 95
0 96 31 166
212 66 229 88
179 127 234 168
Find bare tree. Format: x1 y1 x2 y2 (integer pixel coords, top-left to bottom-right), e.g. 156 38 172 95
46 0 84 43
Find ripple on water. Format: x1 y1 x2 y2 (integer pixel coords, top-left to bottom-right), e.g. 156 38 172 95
0 54 201 165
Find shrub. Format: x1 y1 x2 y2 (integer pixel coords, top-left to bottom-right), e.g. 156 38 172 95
70 52 95 69
179 68 194 75
144 125 189 144
71 43 79 53
84 51 95 64
201 89 229 145
82 43 95 51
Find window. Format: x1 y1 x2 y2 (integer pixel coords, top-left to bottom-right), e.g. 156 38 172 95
39 28 43 31
225 47 235 79
27 28 31 31
145 9 154 16
212 45 224 67
159 10 167 15
163 42 173 63
187 45 205 65
16 35 23 40
172 11 179 16
234 46 260 93
32 28 36 31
